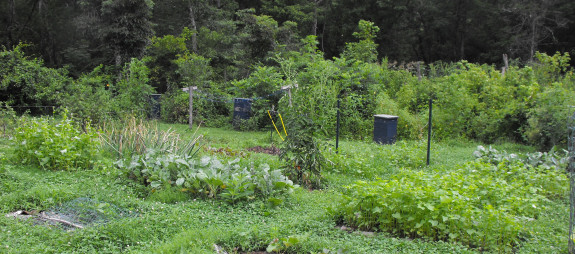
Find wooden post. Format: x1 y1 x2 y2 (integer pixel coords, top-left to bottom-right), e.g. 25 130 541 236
189 86 193 129
185 86 197 129
417 62 422 82
502 54 509 76
288 88 292 107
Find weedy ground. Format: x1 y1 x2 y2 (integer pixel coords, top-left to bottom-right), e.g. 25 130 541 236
0 122 568 253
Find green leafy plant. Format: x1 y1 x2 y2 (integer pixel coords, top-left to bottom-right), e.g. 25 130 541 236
58 65 115 125
114 58 156 117
333 159 568 251
13 111 100 171
473 145 569 170
115 151 296 204
279 114 325 188
0 102 17 137
266 235 301 253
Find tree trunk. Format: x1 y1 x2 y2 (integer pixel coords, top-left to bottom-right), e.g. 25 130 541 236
189 2 198 53
7 0 16 47
456 0 467 59
529 16 537 62
311 0 323 36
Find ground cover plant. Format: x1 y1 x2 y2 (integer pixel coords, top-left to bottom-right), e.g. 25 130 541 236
0 120 570 253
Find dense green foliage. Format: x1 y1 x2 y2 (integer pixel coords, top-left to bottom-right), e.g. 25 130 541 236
0 126 569 253
13 113 100 171
1 0 574 75
279 113 325 188
0 44 70 109
1 8 574 150
334 159 568 251
1 1 574 252
116 151 295 204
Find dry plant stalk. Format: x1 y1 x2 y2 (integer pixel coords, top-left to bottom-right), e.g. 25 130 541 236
99 116 202 158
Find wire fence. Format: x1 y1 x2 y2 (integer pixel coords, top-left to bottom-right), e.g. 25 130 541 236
191 89 286 104
1 105 57 116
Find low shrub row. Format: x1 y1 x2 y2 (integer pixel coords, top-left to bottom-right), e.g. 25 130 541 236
333 159 568 251
115 150 297 204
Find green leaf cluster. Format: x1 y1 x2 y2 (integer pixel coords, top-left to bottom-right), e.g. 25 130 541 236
474 145 569 171
13 113 100 171
0 44 70 108
279 114 325 188
334 160 568 251
116 151 296 204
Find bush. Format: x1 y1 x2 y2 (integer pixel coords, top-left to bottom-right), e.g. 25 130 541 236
114 58 155 117
0 102 17 137
13 112 100 170
0 44 70 108
524 84 574 150
160 91 189 124
59 65 115 124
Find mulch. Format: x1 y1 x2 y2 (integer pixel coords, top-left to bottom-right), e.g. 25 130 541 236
246 146 281 155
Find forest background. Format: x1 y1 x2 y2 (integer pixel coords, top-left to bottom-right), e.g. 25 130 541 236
1 0 575 150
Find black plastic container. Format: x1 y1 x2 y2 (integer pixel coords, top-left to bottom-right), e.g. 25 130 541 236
233 98 252 123
149 94 162 119
373 114 399 144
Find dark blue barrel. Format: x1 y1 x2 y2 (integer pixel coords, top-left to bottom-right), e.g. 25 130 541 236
233 98 252 121
373 114 399 144
149 94 162 119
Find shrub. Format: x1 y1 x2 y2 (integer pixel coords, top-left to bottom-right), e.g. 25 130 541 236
59 65 115 125
524 84 574 150
0 44 70 108
0 102 17 137
13 112 100 170
114 58 155 117
160 91 189 124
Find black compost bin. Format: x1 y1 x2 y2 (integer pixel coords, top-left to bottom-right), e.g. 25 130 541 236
373 114 399 144
233 98 252 123
149 94 162 119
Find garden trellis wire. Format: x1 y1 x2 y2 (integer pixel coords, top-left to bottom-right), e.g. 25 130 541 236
190 89 287 104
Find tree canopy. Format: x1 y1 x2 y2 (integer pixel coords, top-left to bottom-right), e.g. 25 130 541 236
1 0 573 77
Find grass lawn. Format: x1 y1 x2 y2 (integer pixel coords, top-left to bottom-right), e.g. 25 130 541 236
0 122 569 253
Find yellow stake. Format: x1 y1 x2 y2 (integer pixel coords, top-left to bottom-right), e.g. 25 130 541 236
268 110 284 141
278 113 287 136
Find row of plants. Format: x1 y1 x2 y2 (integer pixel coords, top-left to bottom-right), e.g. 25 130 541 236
332 155 569 251
473 145 569 170
115 150 296 204
325 140 427 178
8 113 297 205
12 111 100 171
98 116 202 159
